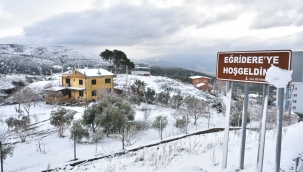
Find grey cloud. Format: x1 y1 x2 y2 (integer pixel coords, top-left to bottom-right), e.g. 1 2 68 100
5 4 198 46
0 1 241 46
142 32 303 72
250 12 292 29
248 1 303 29
197 10 239 28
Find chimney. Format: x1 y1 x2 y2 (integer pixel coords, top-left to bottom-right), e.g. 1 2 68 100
97 68 101 75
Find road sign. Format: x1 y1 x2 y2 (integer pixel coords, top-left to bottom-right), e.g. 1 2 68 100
216 50 292 83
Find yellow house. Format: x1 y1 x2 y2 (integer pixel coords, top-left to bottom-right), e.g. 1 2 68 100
45 68 114 104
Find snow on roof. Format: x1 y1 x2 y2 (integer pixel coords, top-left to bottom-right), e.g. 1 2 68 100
189 76 211 79
45 86 85 91
61 68 114 77
45 86 66 91
249 93 260 97
196 83 205 87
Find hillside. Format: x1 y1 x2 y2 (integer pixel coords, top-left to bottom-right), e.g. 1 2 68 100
0 44 272 95
0 44 108 75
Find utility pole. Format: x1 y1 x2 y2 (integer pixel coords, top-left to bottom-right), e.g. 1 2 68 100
126 66 128 97
122 124 125 150
288 85 293 125
0 141 3 172
74 133 77 160
160 116 163 140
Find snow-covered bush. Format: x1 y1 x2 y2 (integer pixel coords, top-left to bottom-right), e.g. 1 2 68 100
156 91 170 106
170 93 183 109
230 112 250 127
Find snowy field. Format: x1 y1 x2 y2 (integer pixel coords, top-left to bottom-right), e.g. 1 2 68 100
0 74 302 172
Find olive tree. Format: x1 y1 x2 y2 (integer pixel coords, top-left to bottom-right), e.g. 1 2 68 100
50 107 75 137
5 115 31 142
70 120 89 143
152 115 168 139
82 104 103 132
95 95 136 136
0 128 15 160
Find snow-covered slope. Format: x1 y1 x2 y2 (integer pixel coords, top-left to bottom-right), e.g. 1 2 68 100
0 44 108 75
1 74 302 172
115 74 212 100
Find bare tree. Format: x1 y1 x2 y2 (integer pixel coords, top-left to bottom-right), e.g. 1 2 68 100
22 87 38 116
142 106 151 122
171 109 189 134
96 88 111 101
267 107 277 130
44 83 64 105
213 80 227 95
204 101 212 128
116 124 140 147
45 90 64 105
184 96 206 125
12 89 25 113
91 130 104 152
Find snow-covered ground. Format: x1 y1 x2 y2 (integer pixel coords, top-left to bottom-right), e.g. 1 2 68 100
0 74 302 172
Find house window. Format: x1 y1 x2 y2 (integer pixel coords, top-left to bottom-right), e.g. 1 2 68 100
66 78 70 83
79 80 83 85
92 79 96 85
92 90 97 96
293 106 296 110
294 94 297 97
293 100 297 103
79 90 83 97
105 78 111 84
204 79 206 83
196 79 199 83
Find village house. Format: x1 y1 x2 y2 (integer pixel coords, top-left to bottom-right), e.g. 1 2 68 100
189 75 212 93
45 68 114 104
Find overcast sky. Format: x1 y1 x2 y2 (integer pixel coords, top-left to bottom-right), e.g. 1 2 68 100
1 0 303 72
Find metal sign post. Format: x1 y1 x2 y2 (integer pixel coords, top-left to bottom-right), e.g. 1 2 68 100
257 85 266 166
222 81 233 169
239 83 249 169
0 141 3 172
257 85 269 171
217 50 292 170
275 88 284 172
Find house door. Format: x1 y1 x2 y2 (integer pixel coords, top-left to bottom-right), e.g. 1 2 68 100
67 89 71 98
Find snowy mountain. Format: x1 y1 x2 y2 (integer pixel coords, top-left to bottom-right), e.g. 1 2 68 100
0 44 108 75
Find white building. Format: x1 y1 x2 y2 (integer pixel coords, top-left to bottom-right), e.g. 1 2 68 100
292 82 303 114
131 66 150 76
